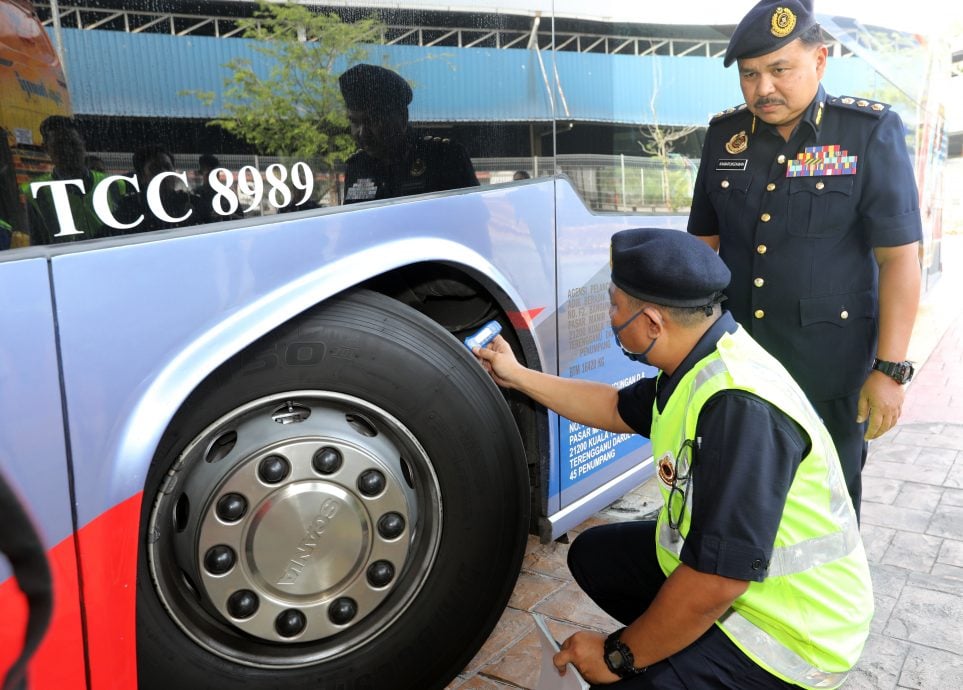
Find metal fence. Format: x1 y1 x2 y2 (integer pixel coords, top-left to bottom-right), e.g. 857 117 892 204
88 151 696 215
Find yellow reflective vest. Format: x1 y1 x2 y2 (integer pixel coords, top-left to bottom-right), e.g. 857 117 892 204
651 326 872 689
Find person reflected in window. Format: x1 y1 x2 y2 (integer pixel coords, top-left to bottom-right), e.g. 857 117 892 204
115 145 197 234
84 155 107 174
192 153 241 223
339 64 479 204
512 170 531 181
21 116 126 245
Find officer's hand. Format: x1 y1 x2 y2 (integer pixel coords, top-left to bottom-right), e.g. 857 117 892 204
472 335 522 388
553 631 619 685
857 371 905 440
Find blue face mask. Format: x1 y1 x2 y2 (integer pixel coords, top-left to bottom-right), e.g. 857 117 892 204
611 307 658 364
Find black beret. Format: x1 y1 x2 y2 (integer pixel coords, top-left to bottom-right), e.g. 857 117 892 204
724 0 816 67
610 228 730 308
339 64 413 113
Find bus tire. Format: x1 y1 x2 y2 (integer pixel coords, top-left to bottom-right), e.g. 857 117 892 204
136 289 530 690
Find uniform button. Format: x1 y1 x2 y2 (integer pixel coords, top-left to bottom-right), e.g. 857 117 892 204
760 213 771 222
815 181 825 190
777 154 786 164
754 277 765 287
756 244 767 254
840 310 849 319
721 180 730 189
766 183 776 192
751 559 763 570
754 310 765 319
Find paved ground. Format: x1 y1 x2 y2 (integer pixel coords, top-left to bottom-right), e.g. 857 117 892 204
449 236 963 689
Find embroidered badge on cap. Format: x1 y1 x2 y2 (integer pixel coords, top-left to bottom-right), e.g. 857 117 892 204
725 131 749 154
770 6 797 37
410 158 426 176
786 145 858 177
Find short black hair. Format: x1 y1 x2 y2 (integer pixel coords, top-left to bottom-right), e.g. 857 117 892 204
133 144 174 177
198 153 220 170
39 116 79 139
798 23 824 46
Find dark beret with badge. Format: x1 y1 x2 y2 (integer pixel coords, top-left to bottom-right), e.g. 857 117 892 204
339 63 413 114
724 0 817 67
610 228 730 309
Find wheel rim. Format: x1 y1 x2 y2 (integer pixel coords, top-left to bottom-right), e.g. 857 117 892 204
147 391 443 668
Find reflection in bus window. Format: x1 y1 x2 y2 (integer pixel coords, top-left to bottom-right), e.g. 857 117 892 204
24 116 127 244
340 63 479 204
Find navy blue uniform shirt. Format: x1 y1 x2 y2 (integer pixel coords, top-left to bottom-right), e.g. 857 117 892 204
617 312 809 581
343 132 479 204
688 85 922 401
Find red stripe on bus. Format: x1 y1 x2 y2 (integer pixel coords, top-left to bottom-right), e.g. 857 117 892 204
506 307 544 329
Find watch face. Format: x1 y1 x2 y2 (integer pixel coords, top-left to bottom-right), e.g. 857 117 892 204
607 649 625 668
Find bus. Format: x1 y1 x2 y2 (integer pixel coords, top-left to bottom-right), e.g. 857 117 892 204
0 1 947 689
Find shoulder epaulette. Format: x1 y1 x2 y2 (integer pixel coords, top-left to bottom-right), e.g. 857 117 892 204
827 96 889 117
709 103 751 124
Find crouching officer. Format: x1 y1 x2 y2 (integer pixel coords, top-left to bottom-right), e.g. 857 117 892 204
338 64 479 204
473 228 872 689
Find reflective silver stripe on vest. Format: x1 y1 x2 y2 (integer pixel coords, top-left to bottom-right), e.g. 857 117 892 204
768 527 860 577
718 609 849 688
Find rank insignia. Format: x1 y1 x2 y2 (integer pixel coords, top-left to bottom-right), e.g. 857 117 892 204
410 158 426 177
841 97 855 105
770 6 797 37
786 145 858 177
725 130 749 155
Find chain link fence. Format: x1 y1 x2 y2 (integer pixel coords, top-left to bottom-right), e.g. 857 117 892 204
89 151 696 216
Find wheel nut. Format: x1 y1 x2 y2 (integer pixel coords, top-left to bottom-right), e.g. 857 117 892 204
275 609 306 638
204 545 236 575
227 589 259 619
312 447 343 475
367 560 395 587
328 597 358 625
358 469 386 496
216 493 248 522
378 512 405 539
258 455 290 484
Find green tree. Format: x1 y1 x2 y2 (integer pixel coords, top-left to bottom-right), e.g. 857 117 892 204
185 2 384 191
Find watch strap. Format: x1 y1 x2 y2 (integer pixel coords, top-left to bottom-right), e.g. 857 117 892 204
603 627 645 678
872 358 914 384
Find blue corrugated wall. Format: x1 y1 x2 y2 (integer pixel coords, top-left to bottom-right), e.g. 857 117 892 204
54 28 880 126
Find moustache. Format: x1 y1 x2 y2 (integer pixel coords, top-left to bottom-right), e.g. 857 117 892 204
755 98 786 107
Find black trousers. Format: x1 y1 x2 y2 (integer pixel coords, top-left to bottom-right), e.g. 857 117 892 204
812 393 868 520
567 522 796 689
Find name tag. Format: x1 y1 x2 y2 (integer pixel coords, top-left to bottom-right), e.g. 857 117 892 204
715 159 748 171
345 178 378 201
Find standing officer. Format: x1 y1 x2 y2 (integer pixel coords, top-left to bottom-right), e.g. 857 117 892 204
338 64 479 204
474 228 872 689
687 0 922 517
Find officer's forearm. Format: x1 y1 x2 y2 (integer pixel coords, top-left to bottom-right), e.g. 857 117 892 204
507 367 633 434
874 242 921 362
619 563 748 668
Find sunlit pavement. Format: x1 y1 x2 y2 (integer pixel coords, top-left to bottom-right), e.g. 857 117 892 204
449 235 963 689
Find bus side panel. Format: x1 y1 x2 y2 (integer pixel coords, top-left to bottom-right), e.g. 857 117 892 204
553 181 685 506
46 183 557 686
0 258 86 689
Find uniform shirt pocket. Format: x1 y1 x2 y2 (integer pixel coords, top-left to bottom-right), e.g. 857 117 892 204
799 288 875 327
707 171 752 230
787 175 855 238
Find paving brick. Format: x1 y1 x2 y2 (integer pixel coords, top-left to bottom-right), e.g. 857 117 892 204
880 532 944 573
860 523 896 562
863 459 948 486
892 482 944 512
862 475 902 504
845 633 909 690
938 538 963 567
899 645 963 690
884 586 963 654
926 503 963 540
861 501 934 533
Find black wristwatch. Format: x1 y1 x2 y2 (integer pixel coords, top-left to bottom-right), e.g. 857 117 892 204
872 358 915 385
603 628 645 678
